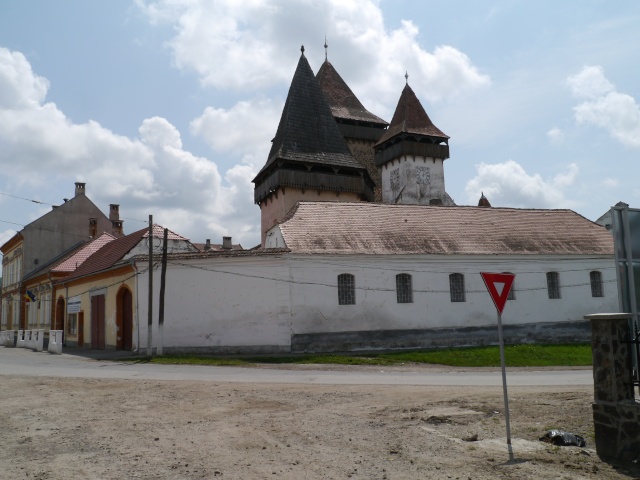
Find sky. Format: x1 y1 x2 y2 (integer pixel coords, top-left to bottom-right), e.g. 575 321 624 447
0 0 639 256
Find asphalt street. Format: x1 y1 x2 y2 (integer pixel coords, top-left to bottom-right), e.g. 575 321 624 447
0 347 593 387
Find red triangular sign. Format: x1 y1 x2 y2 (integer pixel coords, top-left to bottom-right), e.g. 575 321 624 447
480 272 515 315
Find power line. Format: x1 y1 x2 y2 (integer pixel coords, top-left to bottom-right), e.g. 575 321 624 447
0 191 53 206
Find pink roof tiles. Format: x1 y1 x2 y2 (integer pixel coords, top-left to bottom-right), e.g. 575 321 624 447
51 233 116 273
276 202 614 256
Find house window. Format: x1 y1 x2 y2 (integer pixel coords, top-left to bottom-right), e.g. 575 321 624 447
590 271 603 297
547 272 560 299
67 313 78 335
337 274 355 305
396 274 413 303
449 273 465 302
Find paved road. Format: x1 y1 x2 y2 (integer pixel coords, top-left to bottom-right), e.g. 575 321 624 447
0 347 593 387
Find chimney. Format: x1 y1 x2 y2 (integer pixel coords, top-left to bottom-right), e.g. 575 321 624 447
205 239 211 251
89 218 98 238
222 236 232 250
112 220 124 238
75 182 86 196
109 204 120 221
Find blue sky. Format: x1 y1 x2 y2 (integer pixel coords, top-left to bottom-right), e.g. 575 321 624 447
1 0 639 254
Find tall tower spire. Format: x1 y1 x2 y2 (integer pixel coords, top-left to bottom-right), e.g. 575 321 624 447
374 78 455 206
253 47 374 246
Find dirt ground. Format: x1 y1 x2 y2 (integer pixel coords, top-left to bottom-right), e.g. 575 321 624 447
0 366 638 480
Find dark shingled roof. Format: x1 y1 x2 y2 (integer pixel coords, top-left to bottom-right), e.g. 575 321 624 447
375 84 449 147
275 202 614 255
254 50 363 181
316 60 388 127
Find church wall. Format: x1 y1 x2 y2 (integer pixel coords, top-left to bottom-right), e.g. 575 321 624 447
135 256 291 354
260 188 363 246
286 253 617 350
345 138 381 201
380 156 454 205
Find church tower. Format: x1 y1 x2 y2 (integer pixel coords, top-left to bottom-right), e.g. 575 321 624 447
374 77 455 206
253 47 374 246
316 43 388 201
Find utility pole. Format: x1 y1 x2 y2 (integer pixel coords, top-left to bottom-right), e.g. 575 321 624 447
147 215 153 357
158 228 168 356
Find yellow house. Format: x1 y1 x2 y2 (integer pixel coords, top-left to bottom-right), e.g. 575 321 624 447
53 225 196 350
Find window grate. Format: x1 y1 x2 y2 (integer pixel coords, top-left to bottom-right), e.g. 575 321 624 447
590 271 603 297
547 272 560 299
396 273 413 303
338 274 355 305
449 273 465 302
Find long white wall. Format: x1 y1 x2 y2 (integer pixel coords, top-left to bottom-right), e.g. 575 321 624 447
286 254 618 334
133 252 618 353
135 255 292 353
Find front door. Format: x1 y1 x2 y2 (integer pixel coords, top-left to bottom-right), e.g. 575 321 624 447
122 289 133 351
55 297 65 331
90 295 105 350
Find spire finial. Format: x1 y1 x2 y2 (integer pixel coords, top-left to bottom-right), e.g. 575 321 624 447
324 36 328 61
405 71 409 85
300 45 305 55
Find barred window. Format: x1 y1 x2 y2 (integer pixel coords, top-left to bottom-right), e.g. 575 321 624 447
590 271 603 297
396 274 413 303
547 272 560 299
449 273 465 302
337 274 355 305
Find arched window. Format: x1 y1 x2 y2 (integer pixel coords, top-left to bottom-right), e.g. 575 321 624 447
547 272 560 299
590 271 603 297
449 273 465 302
337 274 355 305
396 274 413 303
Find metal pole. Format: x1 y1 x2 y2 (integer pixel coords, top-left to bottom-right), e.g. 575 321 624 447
147 215 153 357
158 228 168 356
496 310 514 462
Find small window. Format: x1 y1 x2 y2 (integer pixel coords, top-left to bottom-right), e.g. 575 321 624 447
396 274 413 303
337 274 355 305
449 273 465 302
67 313 78 335
590 271 603 297
547 272 560 299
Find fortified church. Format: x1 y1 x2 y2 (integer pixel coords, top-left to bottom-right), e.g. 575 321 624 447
1 45 618 355
254 45 455 246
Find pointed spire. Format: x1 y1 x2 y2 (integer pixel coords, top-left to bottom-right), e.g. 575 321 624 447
405 71 409 85
317 58 388 126
375 82 449 146
254 48 361 180
301 44 305 55
324 36 328 61
478 192 492 207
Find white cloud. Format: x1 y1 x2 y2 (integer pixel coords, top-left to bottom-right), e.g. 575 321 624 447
0 46 260 246
136 0 490 108
547 127 564 145
464 160 579 209
190 96 281 163
602 178 619 188
568 65 640 147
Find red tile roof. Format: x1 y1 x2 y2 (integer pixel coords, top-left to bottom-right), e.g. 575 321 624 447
51 233 116 273
276 202 614 255
57 224 185 283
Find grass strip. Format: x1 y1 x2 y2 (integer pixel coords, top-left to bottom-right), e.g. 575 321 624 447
142 343 592 368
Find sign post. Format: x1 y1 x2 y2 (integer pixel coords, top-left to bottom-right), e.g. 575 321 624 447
480 272 515 462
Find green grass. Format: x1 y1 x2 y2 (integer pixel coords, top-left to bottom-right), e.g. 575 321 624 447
140 343 592 368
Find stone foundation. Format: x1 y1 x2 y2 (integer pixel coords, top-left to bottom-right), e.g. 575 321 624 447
588 313 640 462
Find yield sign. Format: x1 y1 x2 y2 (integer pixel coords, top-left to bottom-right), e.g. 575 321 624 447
481 272 515 315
